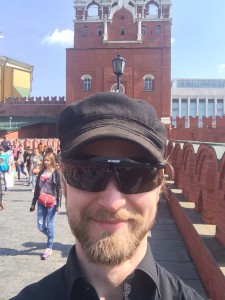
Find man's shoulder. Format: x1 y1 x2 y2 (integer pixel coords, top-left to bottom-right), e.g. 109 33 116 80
10 266 66 300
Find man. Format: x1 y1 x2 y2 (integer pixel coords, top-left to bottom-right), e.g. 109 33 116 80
38 139 46 155
1 135 11 151
11 93 207 299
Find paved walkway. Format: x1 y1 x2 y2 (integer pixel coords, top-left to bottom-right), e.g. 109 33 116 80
0 177 208 299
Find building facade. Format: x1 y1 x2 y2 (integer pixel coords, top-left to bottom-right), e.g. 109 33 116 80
171 78 225 127
66 0 172 123
0 56 33 101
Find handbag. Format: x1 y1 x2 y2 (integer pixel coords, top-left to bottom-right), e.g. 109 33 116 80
5 172 14 188
32 167 40 174
38 192 56 208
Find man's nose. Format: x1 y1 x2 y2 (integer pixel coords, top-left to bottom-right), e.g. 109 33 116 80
98 176 126 212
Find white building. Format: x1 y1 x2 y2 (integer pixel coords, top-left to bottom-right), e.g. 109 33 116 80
171 79 225 127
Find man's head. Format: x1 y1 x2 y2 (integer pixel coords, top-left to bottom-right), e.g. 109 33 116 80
57 92 167 266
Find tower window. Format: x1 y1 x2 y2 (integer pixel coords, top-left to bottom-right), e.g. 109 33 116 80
120 27 125 35
97 25 102 36
88 4 99 17
81 74 92 91
82 26 88 37
156 25 161 35
83 78 92 91
141 25 146 36
143 74 154 91
146 3 159 18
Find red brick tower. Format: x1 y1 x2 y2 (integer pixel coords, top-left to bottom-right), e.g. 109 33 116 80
66 0 172 123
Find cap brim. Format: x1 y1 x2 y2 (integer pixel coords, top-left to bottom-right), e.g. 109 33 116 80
61 126 164 162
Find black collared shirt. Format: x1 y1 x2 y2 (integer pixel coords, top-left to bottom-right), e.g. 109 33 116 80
11 244 207 300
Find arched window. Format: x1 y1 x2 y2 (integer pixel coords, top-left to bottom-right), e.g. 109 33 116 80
82 26 88 37
120 27 125 35
97 25 102 36
156 25 161 35
110 83 125 93
141 25 146 36
146 2 159 18
88 3 99 17
143 74 154 91
81 74 92 91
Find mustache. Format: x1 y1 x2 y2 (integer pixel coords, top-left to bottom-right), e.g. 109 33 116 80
81 208 143 223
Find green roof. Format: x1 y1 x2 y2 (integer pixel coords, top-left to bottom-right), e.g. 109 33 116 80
0 56 33 71
14 86 31 97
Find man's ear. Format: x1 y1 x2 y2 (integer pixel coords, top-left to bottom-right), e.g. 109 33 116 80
59 167 67 198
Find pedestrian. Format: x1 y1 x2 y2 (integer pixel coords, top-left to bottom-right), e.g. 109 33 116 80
37 139 46 155
30 148 43 192
0 135 11 151
24 146 33 185
30 152 62 260
0 147 11 195
44 146 59 164
11 92 207 299
12 140 19 164
16 145 27 180
0 172 5 210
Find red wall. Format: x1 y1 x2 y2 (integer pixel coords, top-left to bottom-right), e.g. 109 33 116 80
166 141 225 299
169 116 225 142
0 96 66 117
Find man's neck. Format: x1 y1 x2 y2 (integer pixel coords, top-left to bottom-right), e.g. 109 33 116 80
75 238 148 300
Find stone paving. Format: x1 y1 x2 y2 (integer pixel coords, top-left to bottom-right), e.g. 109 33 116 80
0 176 208 300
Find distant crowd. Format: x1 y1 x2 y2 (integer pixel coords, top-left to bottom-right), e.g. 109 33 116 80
0 135 60 209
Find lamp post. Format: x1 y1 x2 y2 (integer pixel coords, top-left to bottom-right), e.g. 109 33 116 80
9 117 12 129
112 54 126 92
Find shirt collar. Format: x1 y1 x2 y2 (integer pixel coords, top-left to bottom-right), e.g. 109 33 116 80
136 242 161 297
64 245 83 300
64 243 161 300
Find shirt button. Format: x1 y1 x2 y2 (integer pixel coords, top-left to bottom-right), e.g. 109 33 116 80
85 286 90 292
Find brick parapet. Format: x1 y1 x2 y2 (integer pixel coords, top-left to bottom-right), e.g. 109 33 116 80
166 141 225 247
0 96 66 118
168 188 225 300
170 115 225 142
2 96 65 104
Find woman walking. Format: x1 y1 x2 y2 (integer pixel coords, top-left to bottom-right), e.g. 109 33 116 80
30 152 62 260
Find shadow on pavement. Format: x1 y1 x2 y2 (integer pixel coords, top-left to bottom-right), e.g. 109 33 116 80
0 241 72 258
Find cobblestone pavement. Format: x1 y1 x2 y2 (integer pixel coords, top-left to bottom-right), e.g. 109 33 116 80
0 177 207 299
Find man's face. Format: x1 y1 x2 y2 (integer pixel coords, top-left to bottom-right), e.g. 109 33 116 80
62 140 161 266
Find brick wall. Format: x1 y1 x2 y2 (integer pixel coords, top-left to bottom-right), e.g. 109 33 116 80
167 140 225 244
170 115 225 142
0 96 66 117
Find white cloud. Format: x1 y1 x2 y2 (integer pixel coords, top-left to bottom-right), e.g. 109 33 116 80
0 31 4 39
218 64 225 73
42 28 73 46
171 38 175 44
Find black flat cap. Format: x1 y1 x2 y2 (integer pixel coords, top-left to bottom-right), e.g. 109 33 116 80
57 92 167 162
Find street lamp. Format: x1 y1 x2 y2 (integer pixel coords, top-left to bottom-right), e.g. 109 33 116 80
9 117 12 128
112 54 126 92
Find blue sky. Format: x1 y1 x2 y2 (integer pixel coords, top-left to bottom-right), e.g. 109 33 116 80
0 0 225 97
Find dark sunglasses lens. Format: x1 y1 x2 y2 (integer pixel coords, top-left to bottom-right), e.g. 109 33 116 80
63 162 163 194
63 165 106 192
117 166 162 194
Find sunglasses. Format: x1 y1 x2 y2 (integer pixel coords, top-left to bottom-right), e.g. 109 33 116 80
61 156 165 194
